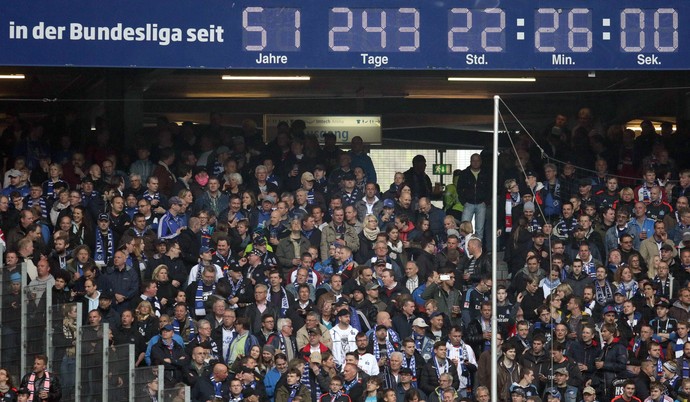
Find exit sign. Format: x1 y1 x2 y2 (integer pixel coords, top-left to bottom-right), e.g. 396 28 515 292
433 164 452 175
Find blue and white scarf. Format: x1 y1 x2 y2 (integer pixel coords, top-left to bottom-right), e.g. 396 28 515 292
287 384 301 402
343 376 360 394
210 374 224 399
195 280 215 317
433 357 450 379
27 197 48 220
43 179 66 200
301 361 322 400
227 277 244 298
617 281 639 300
95 228 115 265
277 332 297 357
173 316 196 341
143 190 160 203
402 354 418 385
267 287 290 317
372 333 396 360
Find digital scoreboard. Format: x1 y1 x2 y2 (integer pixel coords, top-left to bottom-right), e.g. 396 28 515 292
0 0 686 70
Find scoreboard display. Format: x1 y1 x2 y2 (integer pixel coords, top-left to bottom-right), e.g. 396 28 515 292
0 0 685 70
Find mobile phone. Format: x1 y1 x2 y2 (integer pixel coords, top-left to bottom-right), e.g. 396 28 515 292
440 274 451 281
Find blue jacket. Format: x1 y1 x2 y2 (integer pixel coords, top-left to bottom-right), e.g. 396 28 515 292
605 224 641 255
103 264 140 307
264 367 282 402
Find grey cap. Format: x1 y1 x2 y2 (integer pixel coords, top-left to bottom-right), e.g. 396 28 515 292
523 201 535 212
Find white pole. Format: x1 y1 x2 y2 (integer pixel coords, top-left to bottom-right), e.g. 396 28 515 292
491 95 500 401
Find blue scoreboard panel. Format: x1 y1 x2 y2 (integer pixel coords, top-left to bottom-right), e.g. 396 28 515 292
0 0 685 70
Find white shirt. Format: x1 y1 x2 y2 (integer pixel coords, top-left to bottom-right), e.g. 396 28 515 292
330 324 358 366
357 353 380 376
186 263 224 286
446 341 477 390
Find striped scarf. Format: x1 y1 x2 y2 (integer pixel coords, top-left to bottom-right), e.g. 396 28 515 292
301 362 321 400
143 190 160 202
26 371 50 401
210 375 223 399
94 228 115 265
43 179 66 199
173 316 196 341
27 197 48 219
267 287 290 317
372 332 397 360
505 192 519 233
402 354 418 385
195 280 215 317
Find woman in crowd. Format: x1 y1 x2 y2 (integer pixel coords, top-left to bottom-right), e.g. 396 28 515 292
135 300 160 343
152 265 176 315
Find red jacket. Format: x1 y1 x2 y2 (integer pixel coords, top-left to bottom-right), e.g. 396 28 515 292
300 343 330 362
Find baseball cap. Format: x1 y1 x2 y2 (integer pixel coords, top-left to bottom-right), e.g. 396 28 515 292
375 258 387 266
239 366 254 374
602 305 617 315
263 195 276 204
412 318 428 328
656 299 671 308
579 178 592 186
510 389 526 396
429 311 444 320
100 290 114 300
6 169 21 178
341 172 355 181
308 327 323 335
524 170 537 178
336 309 351 318
161 324 174 332
169 196 184 205
582 386 596 395
229 262 243 273
545 388 561 399
81 176 94 184
532 230 546 238
199 246 214 254
554 367 568 375
365 282 380 291
352 285 366 294
399 368 413 376
383 199 395 208
301 172 315 182
97 213 110 222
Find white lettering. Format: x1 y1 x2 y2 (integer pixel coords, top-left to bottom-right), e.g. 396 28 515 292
255 52 288 64
637 54 661 65
360 53 388 67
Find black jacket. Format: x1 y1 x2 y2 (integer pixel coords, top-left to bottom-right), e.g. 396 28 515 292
592 337 628 397
191 374 231 402
419 358 460 396
455 166 491 205
150 338 188 385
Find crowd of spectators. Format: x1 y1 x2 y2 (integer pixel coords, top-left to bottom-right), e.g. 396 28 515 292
2 107 690 402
